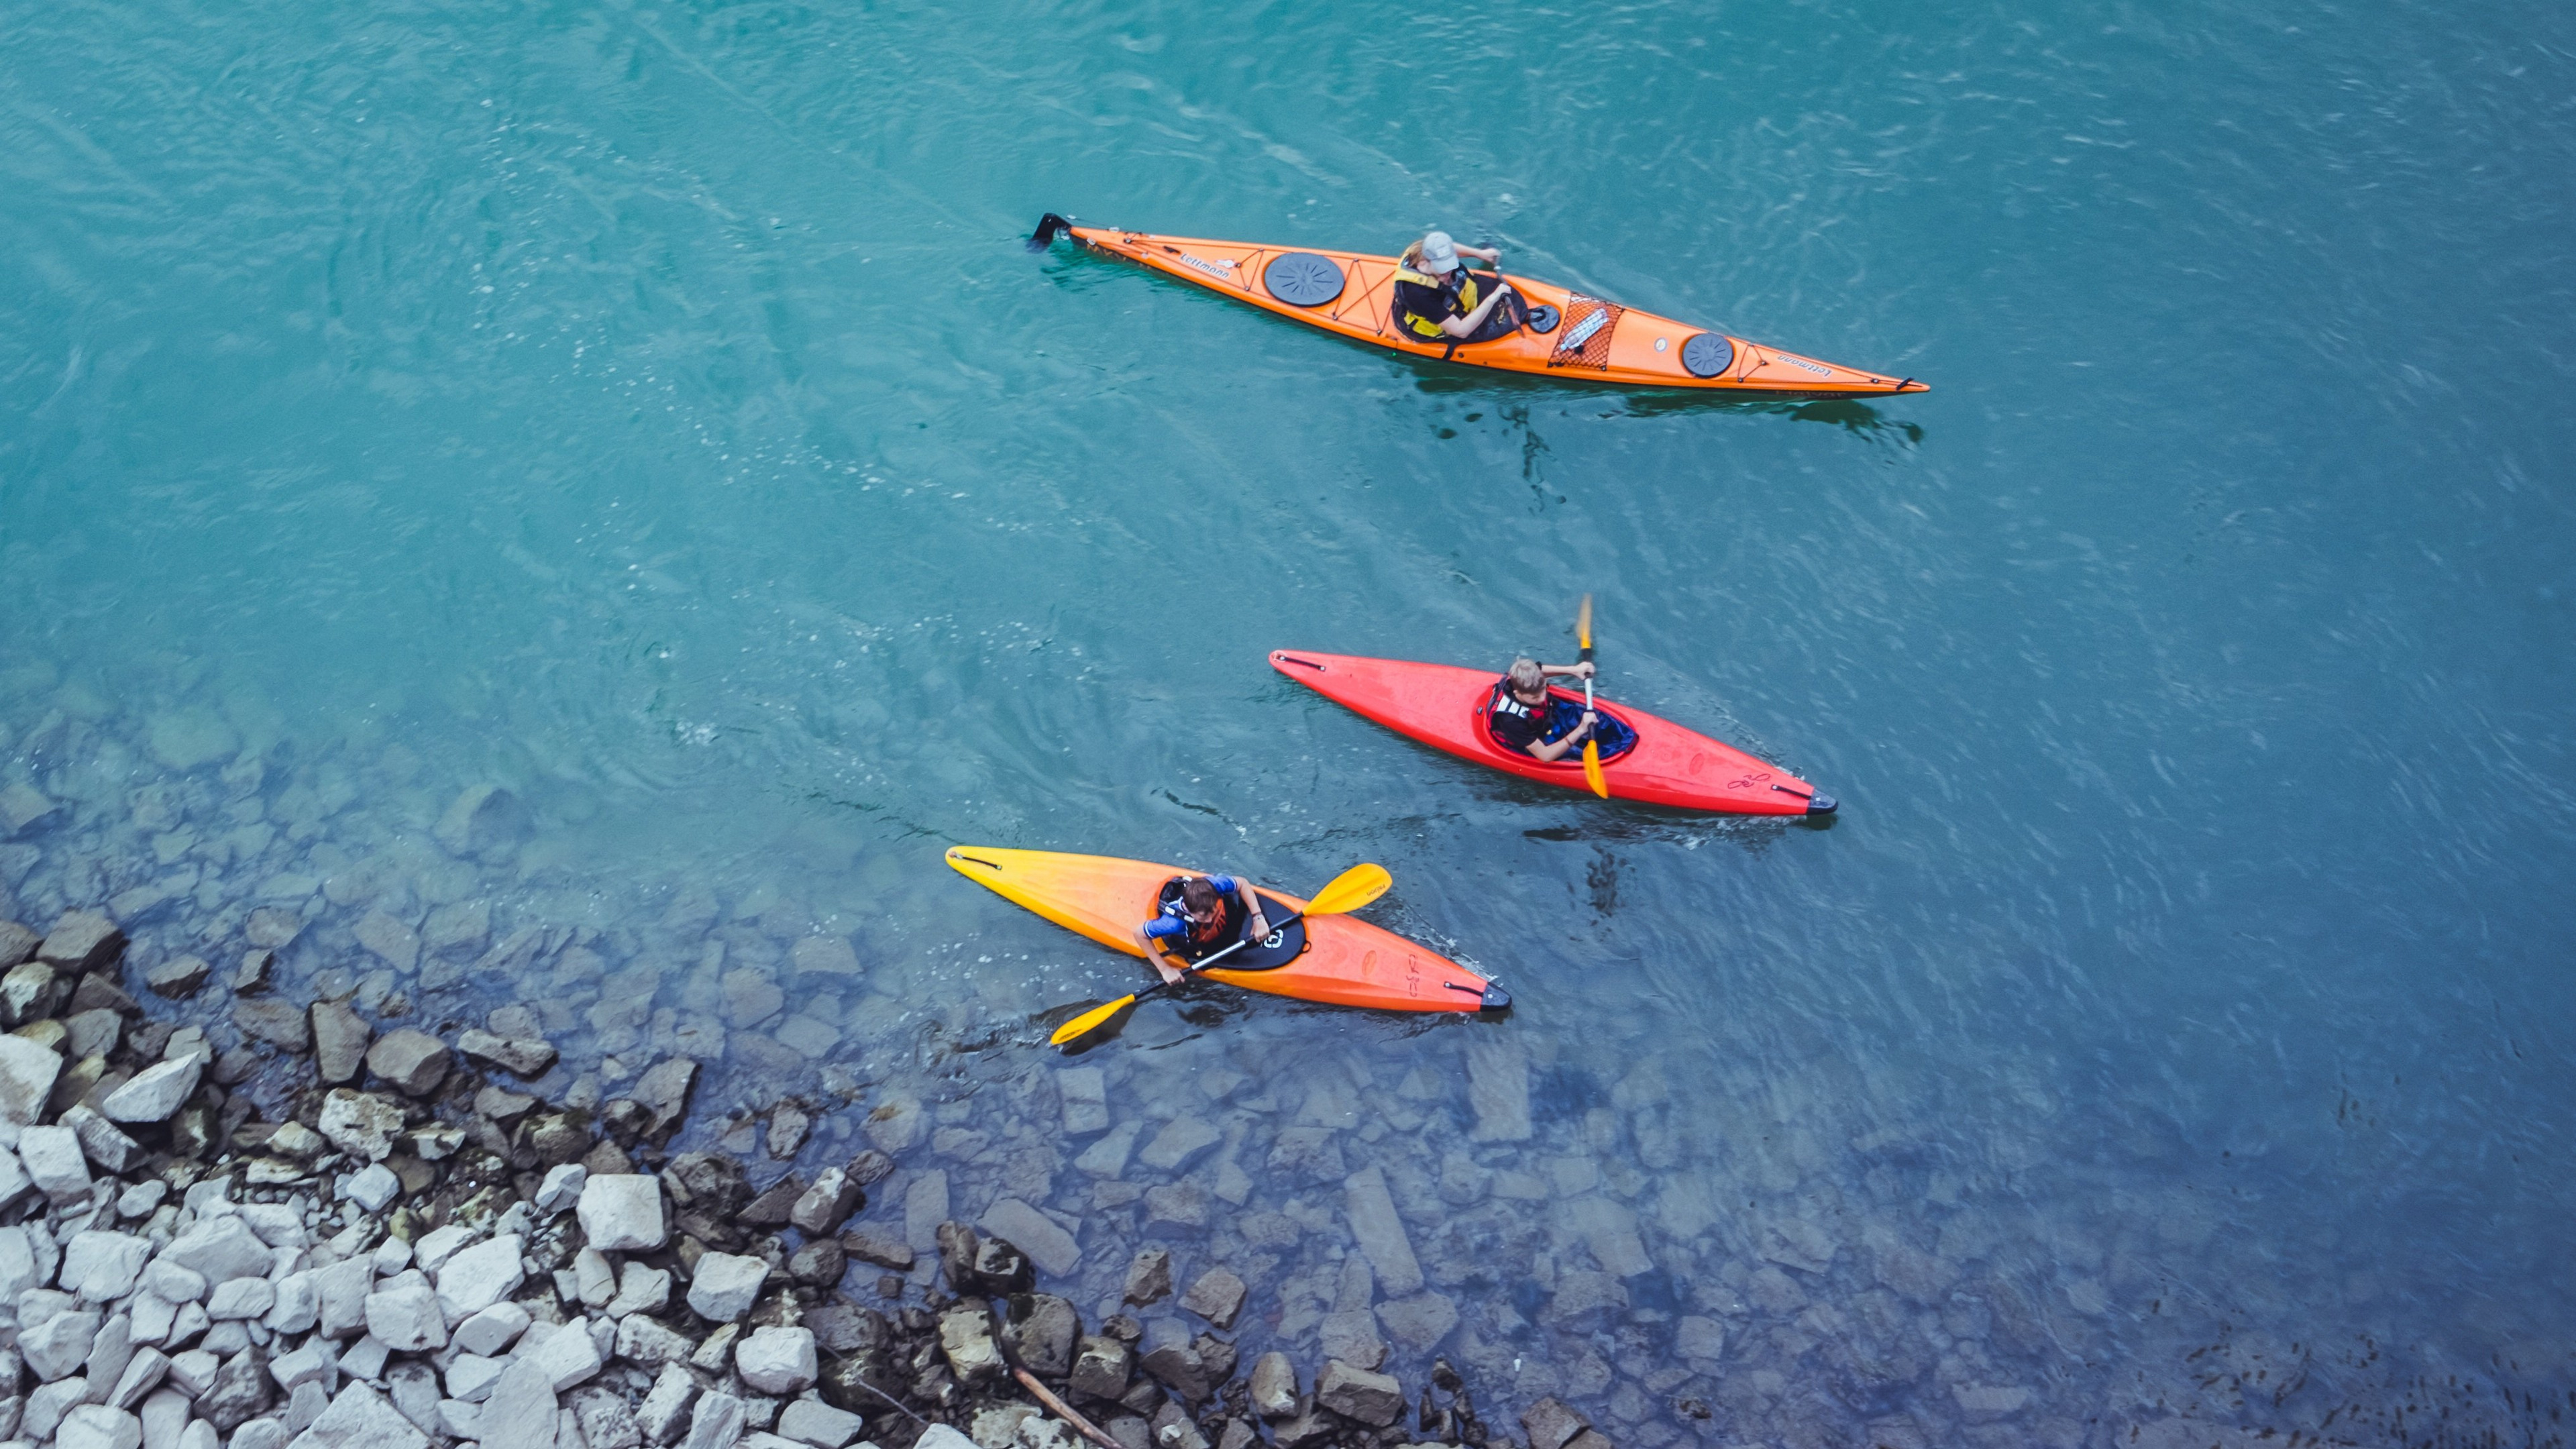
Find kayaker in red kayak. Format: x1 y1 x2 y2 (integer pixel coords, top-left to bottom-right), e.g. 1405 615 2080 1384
1488 657 1634 763
1132 874 1273 983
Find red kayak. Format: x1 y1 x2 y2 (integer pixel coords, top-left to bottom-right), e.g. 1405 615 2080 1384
1271 651 1837 817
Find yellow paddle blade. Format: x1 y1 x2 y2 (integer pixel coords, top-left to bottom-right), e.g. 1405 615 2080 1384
1582 741 1609 798
1305 862 1392 916
1577 594 1594 651
1049 994 1138 1046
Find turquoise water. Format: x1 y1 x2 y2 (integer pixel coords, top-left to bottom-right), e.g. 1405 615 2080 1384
6 0 2575 1442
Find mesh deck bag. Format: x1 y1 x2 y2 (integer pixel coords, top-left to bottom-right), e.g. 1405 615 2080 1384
1547 295 1625 371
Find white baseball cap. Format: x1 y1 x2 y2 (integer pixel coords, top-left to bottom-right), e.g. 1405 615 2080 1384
1419 231 1462 274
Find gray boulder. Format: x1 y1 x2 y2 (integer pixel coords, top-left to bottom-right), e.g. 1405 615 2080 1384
434 785 531 857
458 1028 556 1078
1315 1360 1403 1426
102 1055 202 1124
364 1029 449 1096
684 1252 767 1324
38 910 125 971
309 1001 372 1085
735 1325 818 1395
577 1175 667 1252
0 1032 62 1123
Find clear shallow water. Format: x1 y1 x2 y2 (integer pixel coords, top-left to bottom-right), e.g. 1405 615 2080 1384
5 0 2574 1444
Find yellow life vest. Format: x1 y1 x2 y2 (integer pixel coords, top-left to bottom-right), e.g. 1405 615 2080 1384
1393 262 1480 339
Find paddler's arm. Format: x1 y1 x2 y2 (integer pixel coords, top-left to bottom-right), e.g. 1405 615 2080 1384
1228 877 1270 941
1440 279 1516 337
1535 661 1595 681
1523 712 1599 763
1133 920 1189 983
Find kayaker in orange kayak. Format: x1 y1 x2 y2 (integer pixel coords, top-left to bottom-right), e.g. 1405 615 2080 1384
1487 657 1633 763
1393 231 1536 344
1132 873 1273 983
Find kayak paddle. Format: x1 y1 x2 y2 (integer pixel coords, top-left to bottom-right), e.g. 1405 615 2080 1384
1048 863 1393 1048
1576 595 1608 798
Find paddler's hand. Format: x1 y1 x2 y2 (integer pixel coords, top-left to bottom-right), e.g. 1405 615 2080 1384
1570 661 1595 680
1574 712 1599 739
1247 910 1270 941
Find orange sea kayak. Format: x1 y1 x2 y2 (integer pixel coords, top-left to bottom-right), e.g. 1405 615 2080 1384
944 846 1509 1015
1029 214 1926 398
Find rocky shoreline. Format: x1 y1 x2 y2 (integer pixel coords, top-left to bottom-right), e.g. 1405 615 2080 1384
0 906 1607 1449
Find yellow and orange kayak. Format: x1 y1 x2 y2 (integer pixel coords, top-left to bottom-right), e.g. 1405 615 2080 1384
944 845 1509 1016
1029 214 1926 398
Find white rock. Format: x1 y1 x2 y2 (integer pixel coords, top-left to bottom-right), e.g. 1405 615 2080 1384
62 1231 153 1302
130 1289 177 1345
0 1144 34 1212
684 1251 767 1323
178 1420 220 1449
474 1356 560 1449
290 1381 427 1449
682 1392 748 1449
0 1222 40 1298
207 1276 275 1320
56 1403 144 1449
443 1352 505 1403
166 1348 221 1397
777 1398 866 1449
433 1234 525 1324
268 1338 335 1392
106 1345 169 1409
734 1325 818 1395
371 1236 414 1276
519 1318 606 1391
575 1175 666 1252
634 1362 700 1444
19 1122 92 1204
316 1090 407 1163
337 1334 390 1381
268 1270 321 1335
453 1301 532 1356
572 1248 616 1308
535 1164 588 1215
28 1375 92 1440
140 1388 191 1449
0 1032 63 1124
314 1255 375 1340
231 1420 290 1449
362 1273 447 1352
100 1056 203 1125
604 1261 669 1320
612 1312 695 1368
144 1259 208 1303
158 1216 272 1284
343 1164 401 1214
411 1224 474 1273
235 1203 307 1250
21 1305 102 1379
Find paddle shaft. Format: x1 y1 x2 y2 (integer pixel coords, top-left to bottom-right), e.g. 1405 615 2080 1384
1140 906 1304 999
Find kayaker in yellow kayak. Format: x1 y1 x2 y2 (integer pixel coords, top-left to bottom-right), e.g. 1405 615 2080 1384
1393 231 1532 343
1132 873 1273 983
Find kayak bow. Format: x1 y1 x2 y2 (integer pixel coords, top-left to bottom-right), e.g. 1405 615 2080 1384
1030 214 1925 398
945 846 1510 1015
1271 650 1837 816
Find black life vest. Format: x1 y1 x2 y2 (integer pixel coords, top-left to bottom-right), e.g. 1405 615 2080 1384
1487 679 1560 751
1394 262 1481 340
